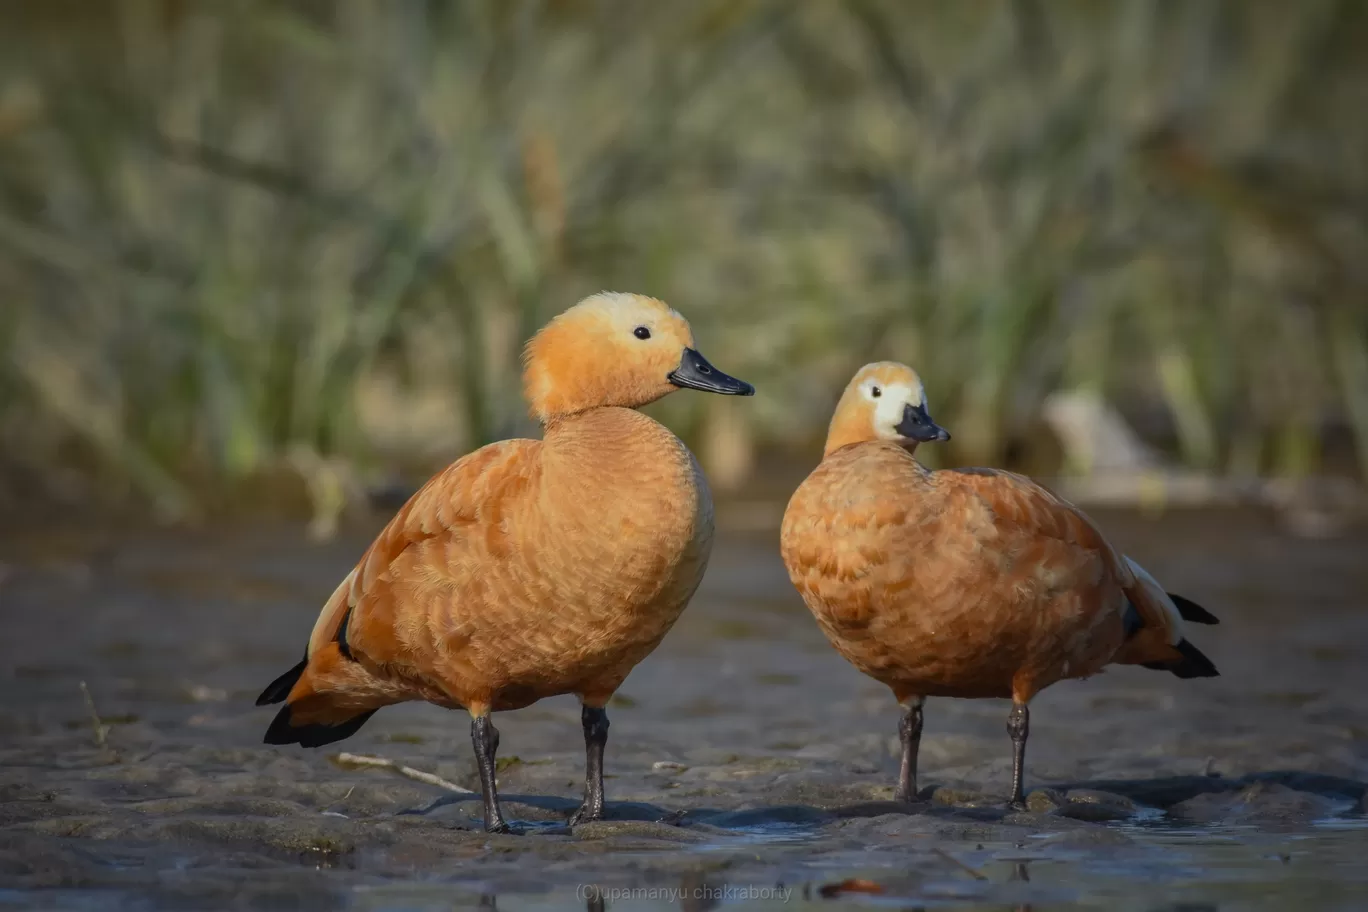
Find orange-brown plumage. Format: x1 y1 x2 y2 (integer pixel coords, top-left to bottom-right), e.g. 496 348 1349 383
780 363 1218 805
258 292 754 831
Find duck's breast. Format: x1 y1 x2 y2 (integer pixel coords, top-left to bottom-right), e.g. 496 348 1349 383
545 409 714 619
781 445 952 683
478 408 713 701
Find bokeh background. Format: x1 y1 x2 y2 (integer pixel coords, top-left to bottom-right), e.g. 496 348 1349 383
3 0 1366 530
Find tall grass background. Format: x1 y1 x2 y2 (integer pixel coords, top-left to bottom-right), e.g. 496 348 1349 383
2 1 1366 525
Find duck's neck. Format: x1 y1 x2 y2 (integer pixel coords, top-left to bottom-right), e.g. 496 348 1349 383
545 405 660 448
540 406 701 522
542 407 688 477
824 438 926 467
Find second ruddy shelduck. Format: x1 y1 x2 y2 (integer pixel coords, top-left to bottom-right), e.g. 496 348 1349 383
779 363 1219 807
257 293 754 832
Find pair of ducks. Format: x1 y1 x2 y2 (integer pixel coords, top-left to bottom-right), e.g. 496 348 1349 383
258 293 1219 831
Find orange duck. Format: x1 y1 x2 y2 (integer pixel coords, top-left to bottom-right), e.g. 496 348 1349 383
257 293 753 831
780 362 1219 807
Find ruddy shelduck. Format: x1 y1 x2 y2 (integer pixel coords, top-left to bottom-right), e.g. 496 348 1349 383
780 363 1219 807
258 293 754 832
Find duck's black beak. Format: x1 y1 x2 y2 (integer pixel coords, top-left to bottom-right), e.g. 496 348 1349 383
895 402 950 442
668 348 755 396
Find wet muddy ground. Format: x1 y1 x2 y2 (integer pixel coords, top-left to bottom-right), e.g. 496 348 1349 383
1 506 1365 910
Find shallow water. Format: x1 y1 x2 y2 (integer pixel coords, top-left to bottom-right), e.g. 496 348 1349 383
1 507 1365 910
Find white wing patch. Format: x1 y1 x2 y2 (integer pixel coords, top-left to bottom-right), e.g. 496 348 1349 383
309 569 358 656
1124 556 1184 645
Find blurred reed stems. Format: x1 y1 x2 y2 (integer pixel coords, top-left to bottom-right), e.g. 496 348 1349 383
0 0 1365 523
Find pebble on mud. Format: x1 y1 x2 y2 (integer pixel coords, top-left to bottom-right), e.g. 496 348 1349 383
929 786 1004 809
652 761 689 773
571 820 711 843
1169 782 1341 826
1054 789 1139 822
1025 788 1066 813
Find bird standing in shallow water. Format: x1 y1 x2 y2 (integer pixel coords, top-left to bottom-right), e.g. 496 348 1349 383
257 292 754 832
779 362 1219 808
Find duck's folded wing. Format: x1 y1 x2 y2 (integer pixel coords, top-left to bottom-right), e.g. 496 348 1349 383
306 439 542 658
939 466 1138 598
941 467 1200 660
943 467 1127 564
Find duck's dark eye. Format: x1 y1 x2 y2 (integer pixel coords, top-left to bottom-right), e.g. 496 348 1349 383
633 326 651 340
871 386 882 398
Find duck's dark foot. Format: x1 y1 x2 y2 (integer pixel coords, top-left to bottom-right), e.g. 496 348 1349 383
568 803 603 826
484 819 515 834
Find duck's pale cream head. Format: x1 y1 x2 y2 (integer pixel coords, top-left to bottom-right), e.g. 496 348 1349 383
523 292 754 422
823 361 950 456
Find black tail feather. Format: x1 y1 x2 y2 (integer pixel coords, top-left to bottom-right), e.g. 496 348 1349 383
1141 638 1220 679
336 605 356 660
1169 593 1220 625
263 704 377 748
256 657 307 706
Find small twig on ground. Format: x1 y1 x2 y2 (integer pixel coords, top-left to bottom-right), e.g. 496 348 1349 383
321 785 356 818
332 752 474 793
79 681 110 748
933 847 988 881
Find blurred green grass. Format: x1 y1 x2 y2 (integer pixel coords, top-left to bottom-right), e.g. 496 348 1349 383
1 1 1366 523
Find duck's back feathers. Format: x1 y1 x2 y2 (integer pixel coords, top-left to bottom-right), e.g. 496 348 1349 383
260 439 543 746
944 468 1216 671
942 467 1131 579
307 438 542 659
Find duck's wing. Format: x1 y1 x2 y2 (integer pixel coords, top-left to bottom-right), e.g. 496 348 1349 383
256 439 542 742
939 466 1134 584
306 438 542 658
941 467 1213 673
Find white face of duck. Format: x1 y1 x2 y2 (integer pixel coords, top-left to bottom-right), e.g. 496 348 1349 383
860 366 949 446
860 376 928 442
824 362 950 456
